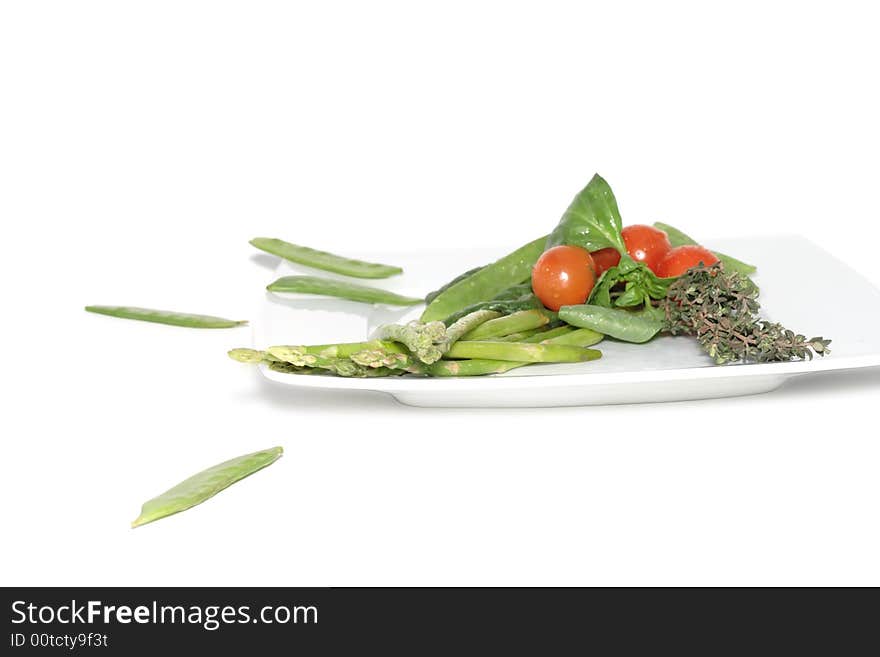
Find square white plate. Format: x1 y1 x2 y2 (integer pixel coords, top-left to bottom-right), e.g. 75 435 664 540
252 236 880 407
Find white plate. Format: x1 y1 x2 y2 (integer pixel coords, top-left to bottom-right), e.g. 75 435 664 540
252 236 880 407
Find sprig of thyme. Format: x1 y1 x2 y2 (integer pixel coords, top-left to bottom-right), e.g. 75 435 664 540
661 264 831 364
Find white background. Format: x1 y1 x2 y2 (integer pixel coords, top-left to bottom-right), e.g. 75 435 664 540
2 1 879 586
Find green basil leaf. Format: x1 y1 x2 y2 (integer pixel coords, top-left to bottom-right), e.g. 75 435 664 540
547 174 627 253
589 256 673 309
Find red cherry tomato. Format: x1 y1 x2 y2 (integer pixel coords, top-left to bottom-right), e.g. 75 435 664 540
590 248 621 278
656 245 719 278
621 224 672 273
531 245 596 311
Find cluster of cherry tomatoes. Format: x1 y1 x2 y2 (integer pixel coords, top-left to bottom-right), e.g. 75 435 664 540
531 225 719 311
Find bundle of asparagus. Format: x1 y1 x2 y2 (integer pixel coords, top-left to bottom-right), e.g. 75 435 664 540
229 309 603 378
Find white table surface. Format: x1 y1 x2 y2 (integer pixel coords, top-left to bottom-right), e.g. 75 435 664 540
2 1 880 586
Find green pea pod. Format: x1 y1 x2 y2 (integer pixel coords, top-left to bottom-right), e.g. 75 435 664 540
653 222 757 276
424 266 484 304
421 237 547 322
132 447 283 528
559 304 663 343
266 275 422 306
250 237 402 278
85 305 246 328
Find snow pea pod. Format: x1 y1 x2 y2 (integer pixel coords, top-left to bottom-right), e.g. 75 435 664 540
559 304 662 343
421 236 547 323
250 237 402 278
266 275 422 306
424 266 484 304
85 305 246 328
131 446 283 528
653 222 757 276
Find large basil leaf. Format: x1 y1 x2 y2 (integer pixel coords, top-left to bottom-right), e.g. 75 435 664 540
547 174 627 253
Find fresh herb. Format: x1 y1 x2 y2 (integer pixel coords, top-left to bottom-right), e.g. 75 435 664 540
662 263 830 363
589 256 673 309
546 174 627 253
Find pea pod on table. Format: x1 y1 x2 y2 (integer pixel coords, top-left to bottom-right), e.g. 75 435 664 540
266 275 422 306
250 237 403 278
132 446 284 528
85 305 247 328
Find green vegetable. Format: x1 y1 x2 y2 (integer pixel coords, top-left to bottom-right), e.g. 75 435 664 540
424 359 524 377
445 340 602 363
228 348 272 363
266 275 422 306
250 237 402 278
589 256 673 309
301 340 405 359
424 266 484 304
559 304 663 343
494 327 551 342
132 446 283 528
442 310 502 349
374 320 448 364
547 174 627 253
85 305 246 329
461 309 550 341
437 283 540 326
541 327 603 347
421 237 547 322
653 222 757 276
663 263 829 363
522 325 572 342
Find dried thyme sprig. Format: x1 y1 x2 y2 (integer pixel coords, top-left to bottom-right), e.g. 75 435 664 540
662 263 831 364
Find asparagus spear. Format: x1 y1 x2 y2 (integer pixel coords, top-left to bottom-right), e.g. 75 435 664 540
541 327 603 347
425 359 525 376
445 341 601 363
267 346 367 376
521 325 572 343
373 320 447 364
228 348 270 364
492 327 550 342
350 348 413 370
441 310 501 349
